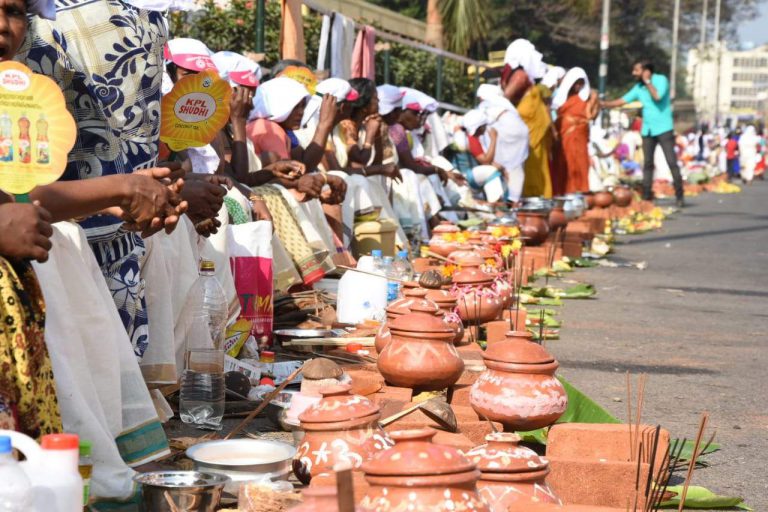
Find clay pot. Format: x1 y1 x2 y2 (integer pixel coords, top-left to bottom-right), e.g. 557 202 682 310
449 249 486 269
293 385 393 484
466 432 560 512
548 200 568 231
613 186 633 207
452 268 504 324
494 275 514 309
359 429 490 512
428 240 460 258
593 190 614 208
433 222 459 234
290 486 351 512
377 304 464 390
425 288 464 344
374 289 440 352
517 211 550 246
469 331 567 431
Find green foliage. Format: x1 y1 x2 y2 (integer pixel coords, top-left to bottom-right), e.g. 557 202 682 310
169 0 323 70
439 0 491 55
659 485 751 510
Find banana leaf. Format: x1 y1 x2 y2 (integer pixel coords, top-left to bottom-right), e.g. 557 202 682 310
573 257 600 268
517 376 620 444
659 485 751 510
519 293 563 306
674 438 721 462
523 284 596 299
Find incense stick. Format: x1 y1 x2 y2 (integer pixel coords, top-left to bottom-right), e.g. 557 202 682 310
652 437 687 512
643 426 661 507
633 440 644 512
677 413 709 512
626 372 634 461
645 439 671 512
633 374 647 462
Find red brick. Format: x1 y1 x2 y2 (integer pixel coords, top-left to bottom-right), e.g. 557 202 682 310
454 369 482 387
547 423 670 472
546 456 650 509
370 385 412 412
501 309 527 331
457 420 500 446
448 384 473 407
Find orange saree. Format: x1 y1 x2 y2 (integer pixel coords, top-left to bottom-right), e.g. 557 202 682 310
554 95 591 194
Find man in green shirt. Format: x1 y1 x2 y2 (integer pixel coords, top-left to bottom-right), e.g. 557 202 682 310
602 60 684 207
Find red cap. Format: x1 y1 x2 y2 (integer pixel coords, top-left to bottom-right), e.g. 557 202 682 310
41 433 80 451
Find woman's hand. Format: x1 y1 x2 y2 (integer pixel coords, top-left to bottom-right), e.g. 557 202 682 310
295 173 325 199
230 86 254 123
363 114 382 138
268 160 306 186
180 175 230 225
119 170 188 237
317 94 338 129
320 174 347 204
0 201 53 263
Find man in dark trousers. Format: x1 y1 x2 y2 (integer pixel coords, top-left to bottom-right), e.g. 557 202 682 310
602 60 684 207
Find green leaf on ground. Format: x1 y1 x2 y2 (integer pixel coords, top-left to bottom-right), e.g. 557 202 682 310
573 257 600 267
659 485 751 510
517 376 620 444
673 438 721 462
561 283 596 298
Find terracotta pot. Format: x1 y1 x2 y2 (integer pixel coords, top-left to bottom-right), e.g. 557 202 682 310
359 429 490 512
289 486 358 512
593 190 614 208
613 186 633 207
548 206 568 231
428 240 460 258
452 268 504 324
377 304 464 390
494 275 514 309
374 289 439 352
466 432 560 512
517 211 550 246
293 385 393 484
433 222 459 234
470 331 567 431
425 288 464 344
449 249 486 269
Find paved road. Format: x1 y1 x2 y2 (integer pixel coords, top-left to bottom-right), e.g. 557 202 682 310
552 181 768 510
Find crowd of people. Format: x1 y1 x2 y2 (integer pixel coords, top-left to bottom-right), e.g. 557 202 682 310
1 0 761 504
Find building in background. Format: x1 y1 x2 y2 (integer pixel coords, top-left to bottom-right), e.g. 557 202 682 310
687 44 768 126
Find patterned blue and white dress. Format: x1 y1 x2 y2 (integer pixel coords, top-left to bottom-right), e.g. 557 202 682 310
18 0 168 360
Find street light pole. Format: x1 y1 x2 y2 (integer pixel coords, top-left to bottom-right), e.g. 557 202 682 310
699 0 708 49
670 0 681 100
599 0 611 126
713 0 722 124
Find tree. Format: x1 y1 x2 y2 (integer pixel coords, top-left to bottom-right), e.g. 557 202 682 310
439 0 492 55
425 0 443 48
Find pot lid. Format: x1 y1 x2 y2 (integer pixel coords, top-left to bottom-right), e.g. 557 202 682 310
298 384 380 424
386 293 439 317
433 222 460 233
482 331 555 365
425 288 457 305
452 253 485 268
388 304 454 334
362 428 476 477
452 268 496 285
466 433 549 474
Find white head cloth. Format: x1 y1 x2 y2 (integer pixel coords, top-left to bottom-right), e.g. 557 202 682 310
377 84 405 115
249 77 310 123
504 39 544 79
212 51 262 88
476 83 504 102
541 66 566 88
552 67 591 110
461 109 488 136
401 87 438 113
165 38 216 72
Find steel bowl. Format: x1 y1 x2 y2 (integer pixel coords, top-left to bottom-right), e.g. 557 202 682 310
133 471 229 512
186 438 296 493
273 328 334 345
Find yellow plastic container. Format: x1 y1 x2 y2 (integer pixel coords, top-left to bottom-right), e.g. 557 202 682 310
353 219 398 258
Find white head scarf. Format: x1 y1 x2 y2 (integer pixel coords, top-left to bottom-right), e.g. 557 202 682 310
212 51 261 88
476 83 503 102
401 87 438 113
249 77 310 123
302 78 360 127
533 60 548 81
552 67 591 110
461 109 488 136
541 66 565 89
503 39 544 79
165 38 216 72
377 84 405 115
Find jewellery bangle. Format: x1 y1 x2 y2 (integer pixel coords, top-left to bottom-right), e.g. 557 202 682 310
322 173 328 184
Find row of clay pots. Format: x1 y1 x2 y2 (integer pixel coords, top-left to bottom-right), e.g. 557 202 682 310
586 185 633 209
294 427 560 512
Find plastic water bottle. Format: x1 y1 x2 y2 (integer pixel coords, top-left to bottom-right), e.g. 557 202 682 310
393 250 414 281
336 255 387 323
382 256 401 302
179 259 228 430
0 435 31 511
371 249 384 273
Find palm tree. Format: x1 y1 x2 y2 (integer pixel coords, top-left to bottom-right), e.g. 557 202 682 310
427 0 491 55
